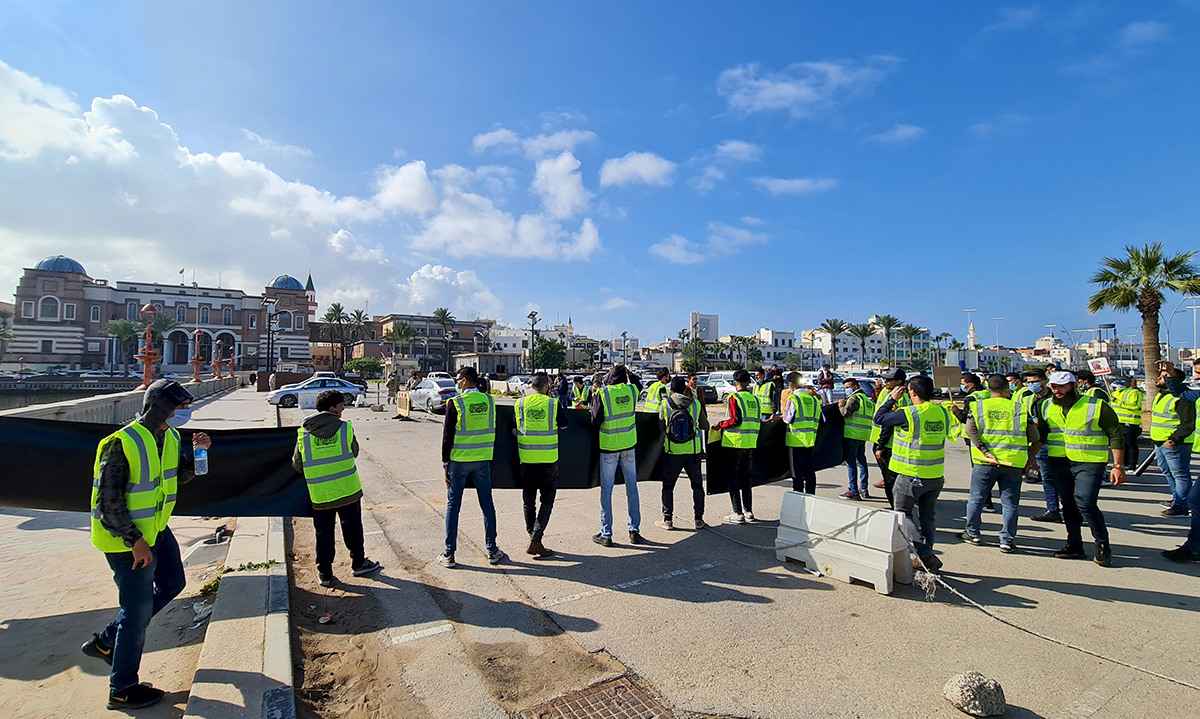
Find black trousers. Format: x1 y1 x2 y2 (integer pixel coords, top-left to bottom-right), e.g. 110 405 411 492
726 448 754 514
789 446 816 494
520 463 558 542
661 453 705 520
1121 424 1142 469
874 444 898 507
313 500 365 574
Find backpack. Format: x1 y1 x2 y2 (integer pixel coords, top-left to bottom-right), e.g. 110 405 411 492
667 398 697 445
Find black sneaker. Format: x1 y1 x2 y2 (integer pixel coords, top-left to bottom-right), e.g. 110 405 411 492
955 532 983 546
1094 541 1112 567
592 533 614 548
1159 500 1175 509
1031 511 1062 523
352 559 383 576
107 683 165 710
999 542 1016 554
628 531 646 545
81 633 113 666
1162 546 1200 563
1054 545 1087 560
318 573 336 588
1161 505 1191 518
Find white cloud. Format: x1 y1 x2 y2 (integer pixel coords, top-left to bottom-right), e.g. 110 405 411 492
586 296 637 311
328 229 386 263
241 129 312 159
865 124 926 144
539 109 587 129
472 128 520 153
741 216 764 226
1118 21 1168 50
648 221 771 264
716 57 899 118
750 177 838 196
967 112 1028 138
431 164 515 196
396 264 501 318
531 151 591 220
687 166 726 196
374 160 437 215
714 140 762 162
649 235 706 264
522 129 597 159
984 7 1040 32
0 63 134 162
599 151 676 188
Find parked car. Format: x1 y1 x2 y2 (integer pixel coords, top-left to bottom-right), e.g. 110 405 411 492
267 377 364 408
694 381 719 404
410 378 459 412
428 371 453 380
706 377 737 400
506 375 532 395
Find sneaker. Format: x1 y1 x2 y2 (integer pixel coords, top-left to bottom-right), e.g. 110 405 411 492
1031 511 1062 523
318 573 336 587
913 554 943 572
723 513 746 525
107 683 165 711
352 559 382 577
839 491 861 501
655 519 674 530
982 503 997 514
81 633 113 666
999 542 1016 554
743 511 756 522
1162 546 1200 563
527 540 554 558
860 490 871 500
1094 541 1112 567
1054 545 1087 560
693 518 707 530
955 532 983 546
487 548 506 565
629 531 646 544
1161 505 1191 518
1159 500 1176 509
592 533 614 547
436 552 456 568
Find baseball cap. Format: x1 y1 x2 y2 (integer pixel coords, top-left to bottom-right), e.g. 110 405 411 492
1049 371 1076 385
883 367 906 381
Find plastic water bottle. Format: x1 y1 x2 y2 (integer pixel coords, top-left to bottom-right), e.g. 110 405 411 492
194 447 208 476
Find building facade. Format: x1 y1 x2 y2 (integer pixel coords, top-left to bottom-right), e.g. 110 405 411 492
376 313 495 372
689 312 719 341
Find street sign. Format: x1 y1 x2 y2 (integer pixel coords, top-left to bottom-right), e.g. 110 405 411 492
1087 357 1111 375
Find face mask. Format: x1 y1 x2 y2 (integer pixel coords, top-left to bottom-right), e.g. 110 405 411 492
1026 382 1042 394
960 384 969 393
166 408 192 428
1008 383 1018 391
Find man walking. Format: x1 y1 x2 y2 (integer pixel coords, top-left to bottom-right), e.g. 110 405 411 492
439 366 504 568
1109 375 1144 470
1160 361 1200 562
957 374 1039 553
1036 371 1125 566
294 390 382 587
715 369 761 524
1150 368 1195 519
870 368 909 505
515 372 568 557
82 380 211 710
838 377 874 500
590 365 644 546
655 375 710 530
782 373 822 494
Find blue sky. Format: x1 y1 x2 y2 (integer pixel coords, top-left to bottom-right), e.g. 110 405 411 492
2 2 1198 349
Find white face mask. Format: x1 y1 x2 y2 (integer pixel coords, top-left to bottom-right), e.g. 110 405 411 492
166 408 192 428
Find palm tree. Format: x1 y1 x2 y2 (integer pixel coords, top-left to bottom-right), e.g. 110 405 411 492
873 314 902 367
139 313 182 356
933 332 952 366
1088 243 1200 407
321 303 348 369
383 321 416 359
819 318 851 370
949 339 965 351
847 323 877 368
106 319 140 377
347 309 371 342
897 324 923 366
431 307 455 371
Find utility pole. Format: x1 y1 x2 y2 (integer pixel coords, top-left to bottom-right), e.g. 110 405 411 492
990 317 1003 349
527 311 540 373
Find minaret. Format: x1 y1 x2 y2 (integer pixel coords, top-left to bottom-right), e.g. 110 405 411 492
967 321 978 350
305 273 316 321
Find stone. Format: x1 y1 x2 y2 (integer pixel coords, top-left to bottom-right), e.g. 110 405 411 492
943 671 1006 716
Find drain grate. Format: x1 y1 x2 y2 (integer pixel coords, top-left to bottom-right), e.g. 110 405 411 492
518 676 674 719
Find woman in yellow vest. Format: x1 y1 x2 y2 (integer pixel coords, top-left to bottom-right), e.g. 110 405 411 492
515 372 569 557
439 366 504 568
1108 375 1145 470
81 380 211 710
293 390 382 587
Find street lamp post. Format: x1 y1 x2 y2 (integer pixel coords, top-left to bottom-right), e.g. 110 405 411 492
134 303 162 390
620 331 628 366
527 311 540 372
990 317 1004 349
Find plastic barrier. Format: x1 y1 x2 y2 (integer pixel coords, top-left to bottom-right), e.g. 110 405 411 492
395 392 412 418
775 491 912 595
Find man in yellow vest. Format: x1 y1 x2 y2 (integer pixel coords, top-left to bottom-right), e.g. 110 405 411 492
1150 369 1195 519
781 373 822 494
515 372 569 556
590 364 643 546
1035 371 1125 566
753 368 776 420
955 372 997 513
1109 375 1145 470
293 390 381 587
655 375 710 530
1021 369 1064 522
869 368 909 505
81 380 211 710
439 366 504 568
571 375 591 408
1159 361 1200 562
872 375 952 572
644 367 670 413
838 377 875 500
1076 369 1110 402
956 374 1040 553
715 369 761 524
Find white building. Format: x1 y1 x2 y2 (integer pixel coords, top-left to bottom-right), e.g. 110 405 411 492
689 312 719 341
804 316 933 368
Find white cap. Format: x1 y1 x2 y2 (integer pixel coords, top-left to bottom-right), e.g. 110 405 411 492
1049 371 1076 385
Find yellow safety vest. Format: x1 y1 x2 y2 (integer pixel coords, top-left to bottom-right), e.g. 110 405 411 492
785 392 821 448
450 392 496 462
843 391 876 440
754 381 774 417
91 422 180 553
644 381 667 413
870 390 911 446
572 385 591 407
1111 387 1143 426
517 393 559 464
721 390 761 449
969 397 1029 467
1042 395 1108 463
891 403 951 479
598 384 637 451
297 420 362 509
1150 393 1185 443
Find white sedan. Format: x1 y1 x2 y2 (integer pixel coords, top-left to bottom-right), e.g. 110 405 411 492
409 378 459 412
267 377 364 408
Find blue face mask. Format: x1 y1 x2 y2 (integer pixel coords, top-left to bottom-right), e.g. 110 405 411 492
1009 383 1018 391
166 408 192 428
1026 382 1042 394
960 384 969 393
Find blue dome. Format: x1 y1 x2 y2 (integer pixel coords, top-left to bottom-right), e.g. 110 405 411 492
269 275 304 290
35 255 87 275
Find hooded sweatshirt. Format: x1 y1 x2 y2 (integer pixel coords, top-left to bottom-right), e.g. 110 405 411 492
96 380 197 547
657 391 710 436
292 411 362 508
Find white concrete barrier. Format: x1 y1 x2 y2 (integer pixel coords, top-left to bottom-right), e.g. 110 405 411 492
0 376 240 424
775 491 912 595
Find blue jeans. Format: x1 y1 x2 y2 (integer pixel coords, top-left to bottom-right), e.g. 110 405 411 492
1046 458 1109 546
1155 443 1193 508
599 449 641 537
843 438 869 494
964 464 1022 545
1035 446 1059 514
100 526 186 692
445 461 498 555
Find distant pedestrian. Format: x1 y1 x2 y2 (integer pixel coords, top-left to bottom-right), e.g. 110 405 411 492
715 369 760 524
644 367 671 413
782 374 821 494
655 376 710 530
816 364 835 404
515 372 569 557
385 372 401 404
294 390 382 586
590 364 644 546
439 366 504 568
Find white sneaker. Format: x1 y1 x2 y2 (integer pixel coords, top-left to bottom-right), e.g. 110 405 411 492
655 519 674 530
743 511 756 522
723 513 746 525
487 549 506 565
437 553 456 568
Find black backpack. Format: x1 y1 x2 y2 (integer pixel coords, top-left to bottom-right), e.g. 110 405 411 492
667 398 697 445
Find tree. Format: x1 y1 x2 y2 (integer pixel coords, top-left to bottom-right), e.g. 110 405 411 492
1088 242 1200 408
431 307 455 371
321 303 348 369
898 324 923 366
847 323 877 368
343 356 383 379
747 346 763 365
598 339 610 368
949 339 965 351
819 318 851 369
873 314 902 367
347 309 372 342
908 348 932 372
932 332 952 366
106 319 140 377
383 321 416 360
139 313 182 360
783 352 803 370
532 337 567 369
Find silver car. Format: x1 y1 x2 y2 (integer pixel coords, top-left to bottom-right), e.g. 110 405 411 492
410 378 459 412
267 377 364 408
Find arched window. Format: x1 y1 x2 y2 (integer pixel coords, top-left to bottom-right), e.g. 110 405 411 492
39 296 60 320
91 305 101 323
200 307 210 324
248 314 257 329
223 308 233 325
276 311 292 330
176 304 187 323
127 302 138 320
